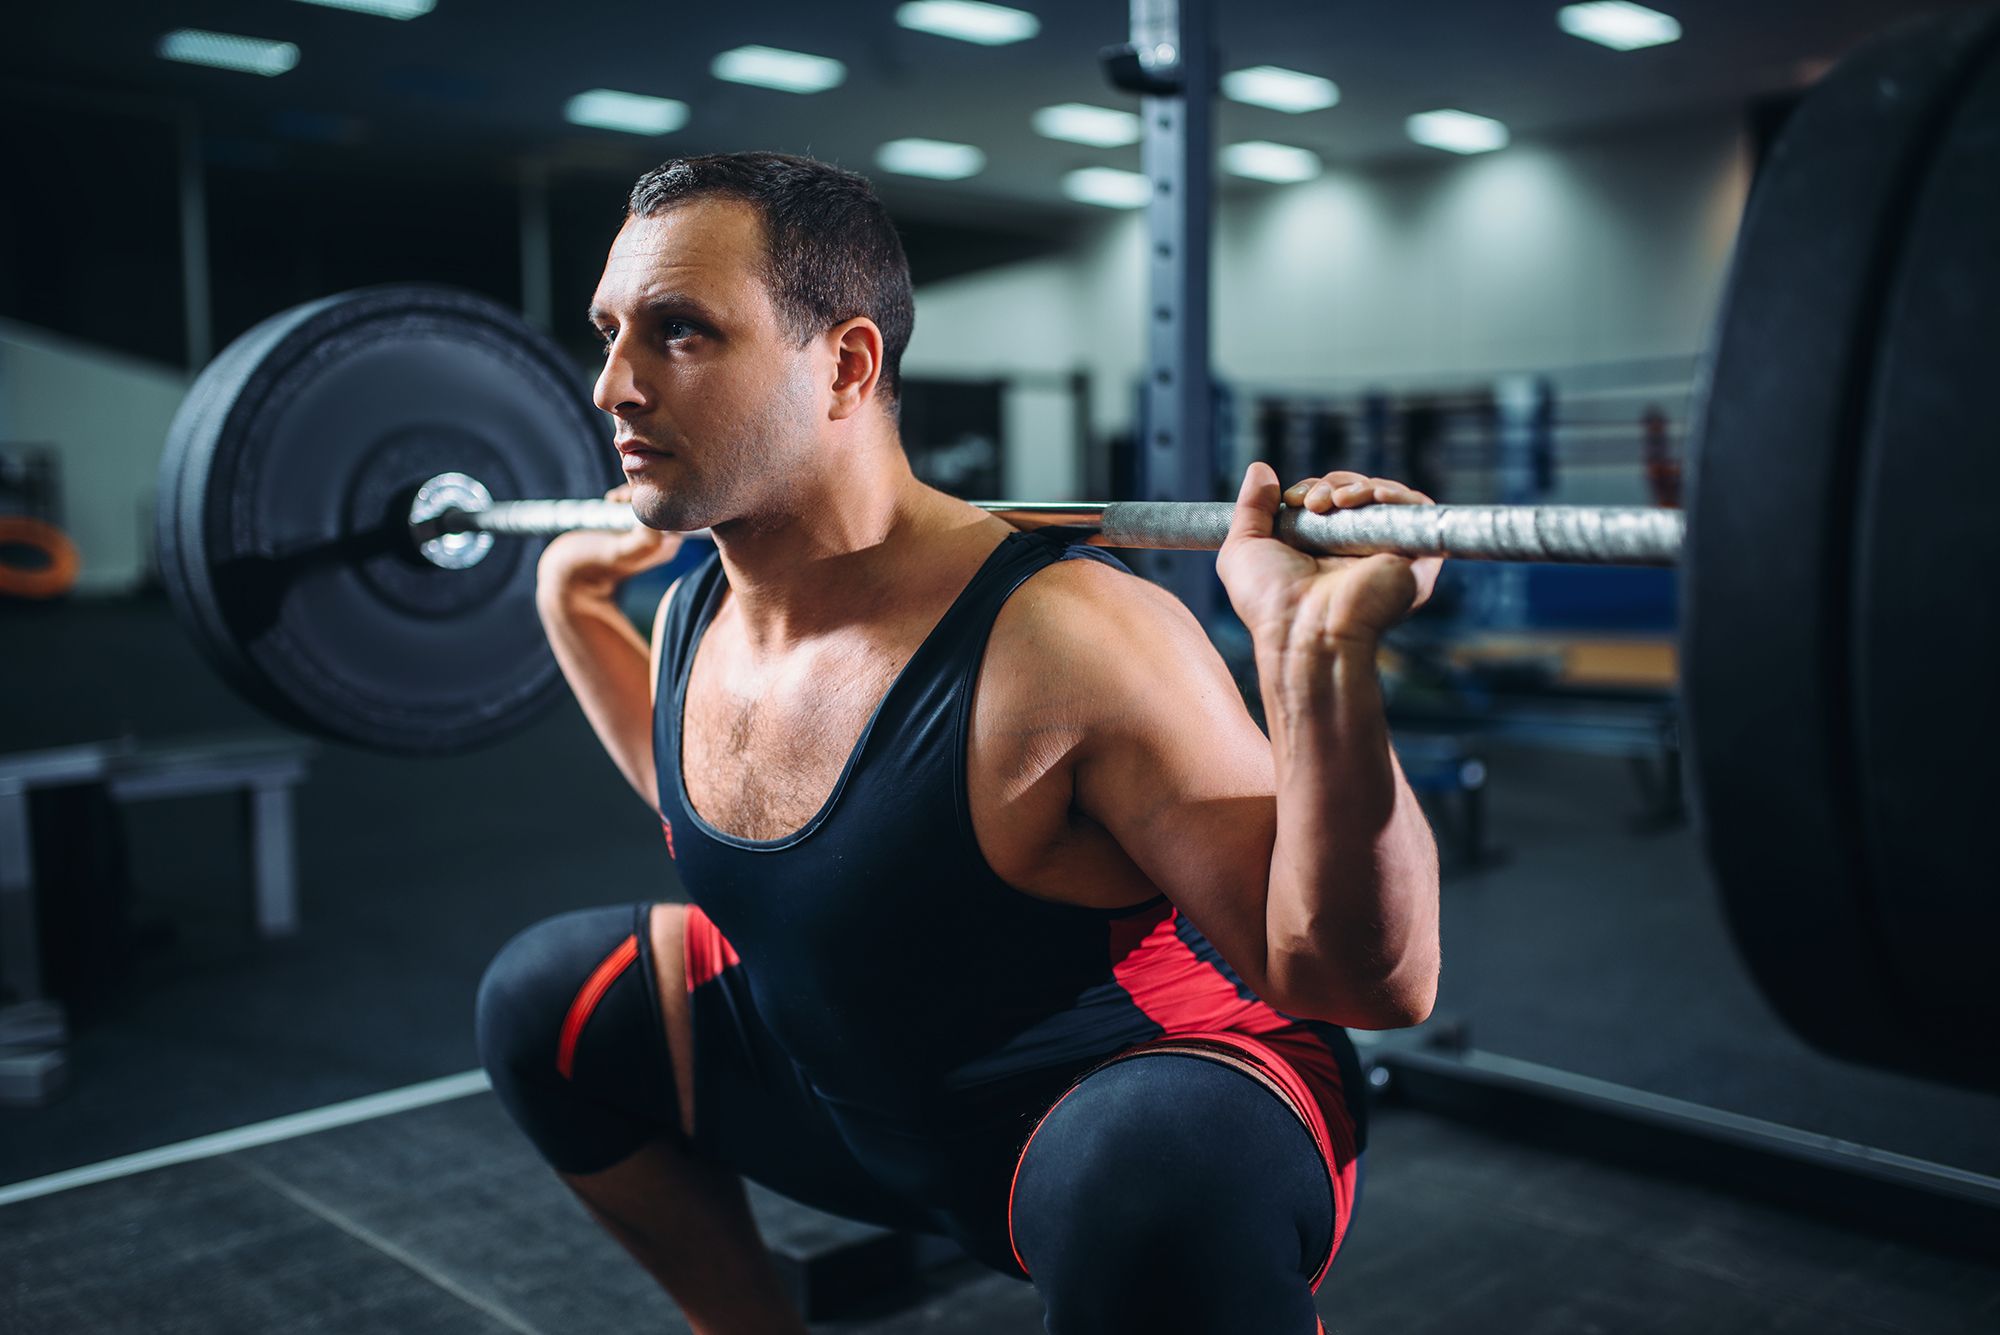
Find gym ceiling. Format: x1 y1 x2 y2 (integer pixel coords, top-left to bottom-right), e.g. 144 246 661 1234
1 0 1977 224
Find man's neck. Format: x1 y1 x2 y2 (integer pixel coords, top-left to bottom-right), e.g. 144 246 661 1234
708 443 984 653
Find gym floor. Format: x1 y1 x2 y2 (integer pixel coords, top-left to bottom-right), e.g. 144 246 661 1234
3 595 1997 1332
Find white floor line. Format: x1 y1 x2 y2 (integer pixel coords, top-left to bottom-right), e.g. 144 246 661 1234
0 1069 492 1208
233 1157 547 1335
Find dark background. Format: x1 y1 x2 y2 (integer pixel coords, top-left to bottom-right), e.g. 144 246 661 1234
3 3 1997 1332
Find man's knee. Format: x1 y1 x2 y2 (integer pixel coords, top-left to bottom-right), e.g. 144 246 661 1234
1010 1055 1331 1333
475 913 570 1086
475 903 682 1175
1010 1061 1211 1270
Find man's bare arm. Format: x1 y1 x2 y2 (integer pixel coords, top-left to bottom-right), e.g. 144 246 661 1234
993 563 1282 998
1044 485 1440 1029
1218 463 1444 1026
1254 633 1439 1026
536 566 679 808
533 486 684 808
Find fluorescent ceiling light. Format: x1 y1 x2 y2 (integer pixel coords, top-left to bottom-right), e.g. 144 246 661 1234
290 0 435 17
157 30 299 77
876 138 986 180
711 45 847 94
1557 2 1682 51
1406 108 1510 155
1222 141 1323 184
895 1 1040 46
1032 103 1141 148
1221 65 1339 114
565 89 689 136
1063 166 1152 210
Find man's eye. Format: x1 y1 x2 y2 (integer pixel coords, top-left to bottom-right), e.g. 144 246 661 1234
662 320 696 342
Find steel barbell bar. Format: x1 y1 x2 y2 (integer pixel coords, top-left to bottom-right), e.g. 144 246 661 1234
408 473 1684 569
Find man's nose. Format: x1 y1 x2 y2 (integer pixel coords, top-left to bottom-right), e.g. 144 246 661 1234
592 338 647 418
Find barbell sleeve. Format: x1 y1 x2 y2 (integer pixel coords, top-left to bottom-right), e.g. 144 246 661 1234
442 498 1684 567
451 497 643 536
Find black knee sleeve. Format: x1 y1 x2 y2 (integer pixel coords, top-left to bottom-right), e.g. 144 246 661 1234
1011 1054 1333 1335
475 903 683 1175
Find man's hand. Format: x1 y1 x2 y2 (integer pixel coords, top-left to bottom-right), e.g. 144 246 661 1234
536 485 685 600
1216 463 1442 656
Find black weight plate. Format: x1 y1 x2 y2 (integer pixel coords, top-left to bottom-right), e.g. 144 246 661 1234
1848 36 2000 1094
1683 5 2000 1081
159 295 343 696
162 291 459 727
160 285 615 754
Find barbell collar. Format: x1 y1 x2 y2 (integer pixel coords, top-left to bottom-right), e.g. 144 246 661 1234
437 496 1683 567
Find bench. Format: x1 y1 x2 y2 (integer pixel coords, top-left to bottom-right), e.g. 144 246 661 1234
0 732 314 1104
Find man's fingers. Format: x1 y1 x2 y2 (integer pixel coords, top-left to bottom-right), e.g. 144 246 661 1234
1283 472 1368 507
1283 473 1437 512
1229 461 1283 544
1367 480 1433 506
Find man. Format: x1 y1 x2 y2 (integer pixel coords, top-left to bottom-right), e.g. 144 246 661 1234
477 152 1440 1335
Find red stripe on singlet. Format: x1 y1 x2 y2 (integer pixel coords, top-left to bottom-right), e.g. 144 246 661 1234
555 934 640 1080
682 903 741 990
1106 905 1290 1036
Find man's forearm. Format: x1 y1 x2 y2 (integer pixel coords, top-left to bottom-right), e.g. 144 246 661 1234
1257 637 1440 1027
536 573 658 806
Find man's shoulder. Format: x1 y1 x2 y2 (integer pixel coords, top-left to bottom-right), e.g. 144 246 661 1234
996 549 1154 640
985 549 1222 716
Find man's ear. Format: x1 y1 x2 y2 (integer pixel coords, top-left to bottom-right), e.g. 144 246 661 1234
826 318 884 420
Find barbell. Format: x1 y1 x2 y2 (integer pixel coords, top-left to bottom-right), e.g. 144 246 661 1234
153 6 1999 1096
409 480 1685 566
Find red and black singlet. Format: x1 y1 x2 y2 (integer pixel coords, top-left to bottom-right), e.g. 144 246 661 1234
651 531 1364 1216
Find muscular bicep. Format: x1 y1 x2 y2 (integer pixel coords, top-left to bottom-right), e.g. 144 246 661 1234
1059 573 1283 999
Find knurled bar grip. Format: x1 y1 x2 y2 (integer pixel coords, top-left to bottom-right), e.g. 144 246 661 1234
1097 501 1683 566
449 499 1684 566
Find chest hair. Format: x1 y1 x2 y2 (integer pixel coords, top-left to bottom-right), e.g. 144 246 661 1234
682 640 904 841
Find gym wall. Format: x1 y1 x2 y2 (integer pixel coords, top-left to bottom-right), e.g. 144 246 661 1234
913 109 1751 453
0 321 186 596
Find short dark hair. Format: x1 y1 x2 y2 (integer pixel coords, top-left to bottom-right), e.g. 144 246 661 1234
627 152 914 407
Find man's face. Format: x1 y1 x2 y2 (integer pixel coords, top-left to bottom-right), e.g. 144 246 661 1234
589 198 820 532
